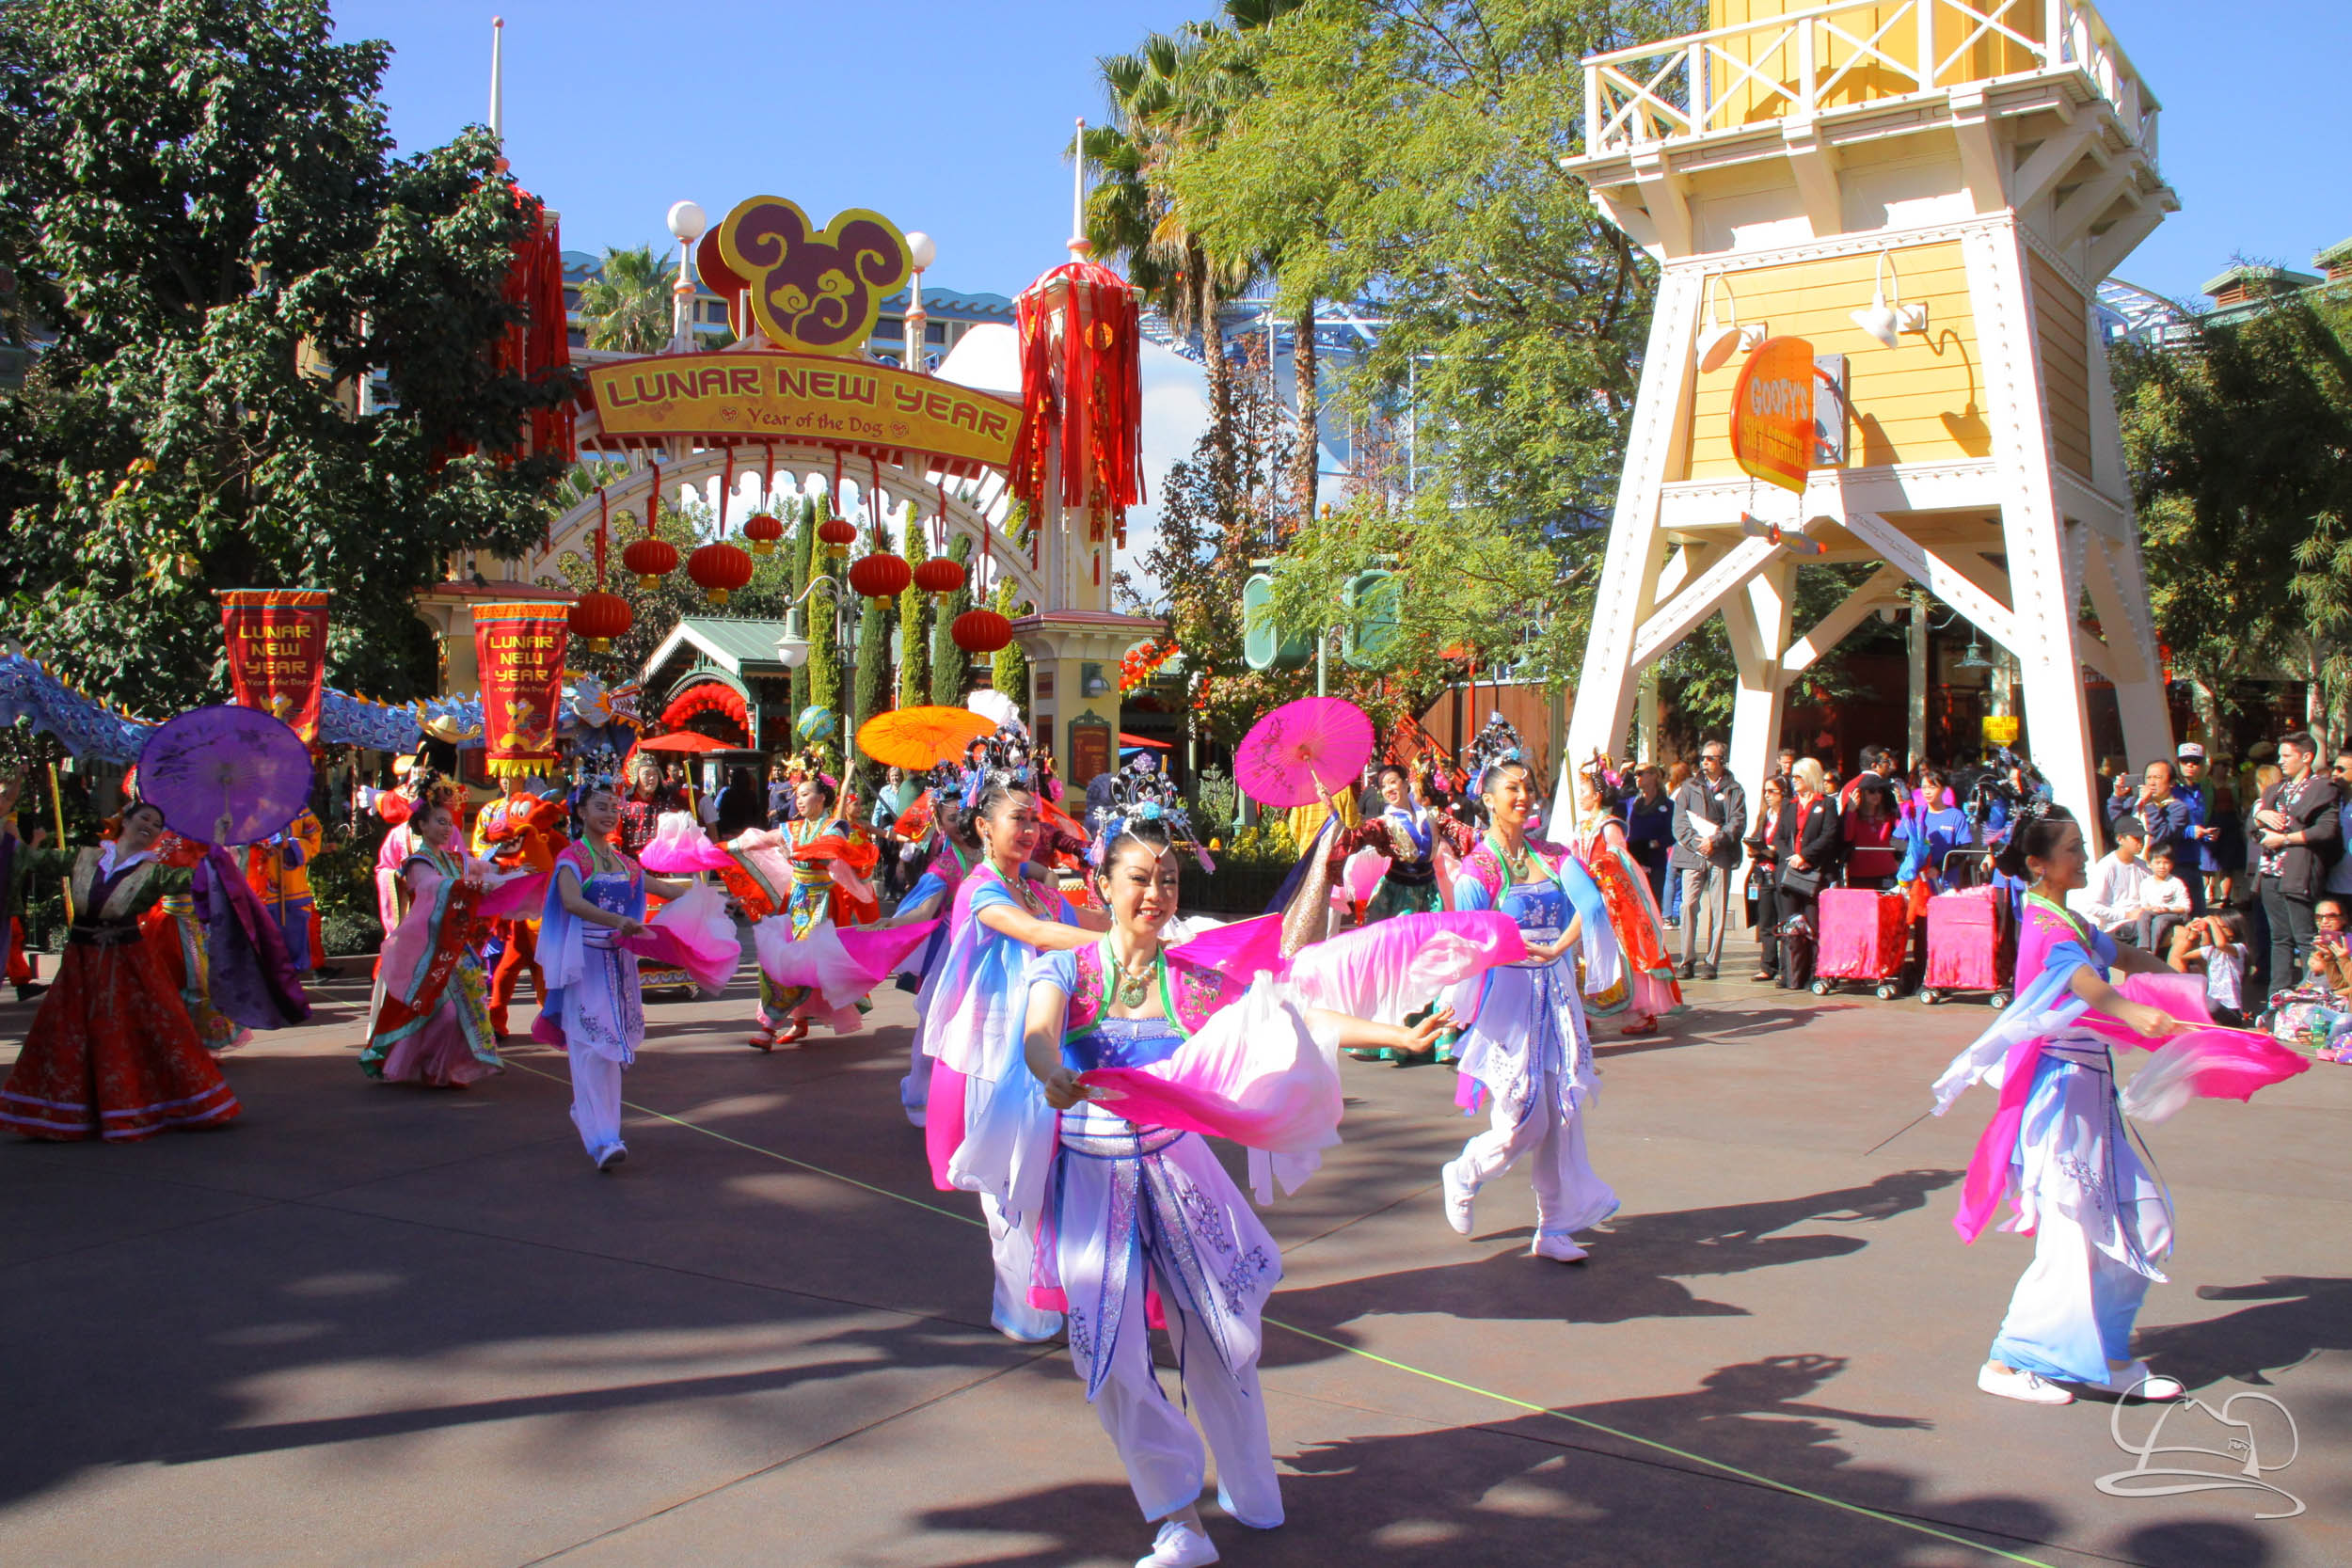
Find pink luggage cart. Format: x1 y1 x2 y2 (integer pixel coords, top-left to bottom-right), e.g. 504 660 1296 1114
1917 883 2012 1008
1810 886 1912 1000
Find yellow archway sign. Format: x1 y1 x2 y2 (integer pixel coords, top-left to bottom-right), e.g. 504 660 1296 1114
1730 336 1816 495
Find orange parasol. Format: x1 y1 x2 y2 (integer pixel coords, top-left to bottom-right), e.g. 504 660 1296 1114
857 705 998 770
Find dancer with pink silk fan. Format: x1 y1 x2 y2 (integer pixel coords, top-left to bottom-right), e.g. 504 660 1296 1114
1931 801 2305 1407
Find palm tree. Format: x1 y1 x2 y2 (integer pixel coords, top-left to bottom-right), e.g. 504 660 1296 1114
576 245 672 355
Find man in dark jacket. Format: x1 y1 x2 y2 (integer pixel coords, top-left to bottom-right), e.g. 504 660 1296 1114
2252 730 2340 998
1671 740 1747 979
2110 757 2201 912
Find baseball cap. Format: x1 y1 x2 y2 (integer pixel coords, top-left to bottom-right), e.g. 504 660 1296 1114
2176 742 2205 760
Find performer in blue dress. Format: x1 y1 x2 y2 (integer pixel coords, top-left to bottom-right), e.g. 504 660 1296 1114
1438 757 1623 1261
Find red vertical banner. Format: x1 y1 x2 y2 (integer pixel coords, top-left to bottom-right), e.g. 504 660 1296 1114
216 589 330 744
472 602 569 778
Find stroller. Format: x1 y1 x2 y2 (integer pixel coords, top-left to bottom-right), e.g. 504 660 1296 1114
1810 883 1912 1000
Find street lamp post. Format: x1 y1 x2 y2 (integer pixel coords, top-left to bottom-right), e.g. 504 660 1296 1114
773 573 851 767
903 230 936 373
666 199 706 354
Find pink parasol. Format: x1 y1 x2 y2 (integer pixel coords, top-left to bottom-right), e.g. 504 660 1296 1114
1233 697 1375 809
137 705 313 846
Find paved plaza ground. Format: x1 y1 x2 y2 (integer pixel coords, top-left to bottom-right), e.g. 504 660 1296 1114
2 942 2345 1567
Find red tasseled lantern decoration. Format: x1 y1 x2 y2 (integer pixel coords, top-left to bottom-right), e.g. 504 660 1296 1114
687 541 755 607
742 513 786 556
848 552 913 599
952 608 1013 655
621 536 678 591
567 590 633 653
817 516 858 560
913 556 967 595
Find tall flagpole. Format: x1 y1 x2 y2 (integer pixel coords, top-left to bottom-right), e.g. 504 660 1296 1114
488 16 505 148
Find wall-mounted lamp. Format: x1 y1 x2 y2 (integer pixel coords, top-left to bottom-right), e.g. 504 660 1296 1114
1694 274 1767 372
1851 249 1930 349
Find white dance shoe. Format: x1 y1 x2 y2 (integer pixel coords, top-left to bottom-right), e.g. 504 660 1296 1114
1136 1518 1219 1567
1977 1362 2073 1404
1439 1162 1475 1237
594 1143 628 1173
2083 1360 2184 1401
1531 1234 1589 1263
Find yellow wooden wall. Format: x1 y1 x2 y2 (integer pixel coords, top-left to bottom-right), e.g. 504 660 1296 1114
2028 252 2092 480
1707 1 2047 130
1681 241 1997 478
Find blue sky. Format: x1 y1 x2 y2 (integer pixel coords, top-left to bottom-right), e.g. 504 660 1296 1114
339 1 2349 309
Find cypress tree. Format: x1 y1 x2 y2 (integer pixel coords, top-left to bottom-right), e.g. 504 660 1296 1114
806 491 842 725
990 578 1029 709
898 515 931 710
787 495 814 723
850 505 893 792
929 532 975 706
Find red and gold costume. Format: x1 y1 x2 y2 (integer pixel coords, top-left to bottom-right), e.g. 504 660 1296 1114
3 841 241 1140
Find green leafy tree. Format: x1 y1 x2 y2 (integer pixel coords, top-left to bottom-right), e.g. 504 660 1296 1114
2117 289 2352 748
1168 0 1693 680
575 245 672 355
930 533 975 706
898 519 932 709
0 0 577 711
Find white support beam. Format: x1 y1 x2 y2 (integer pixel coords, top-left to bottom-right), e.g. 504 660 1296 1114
1592 186 1661 255
1782 563 1909 673
1838 512 2020 651
2088 200 2167 280
1948 88 2007 214
2009 118 2098 213
2052 161 2136 252
1783 117 1845 238
1629 533 1782 667
1630 145 1695 256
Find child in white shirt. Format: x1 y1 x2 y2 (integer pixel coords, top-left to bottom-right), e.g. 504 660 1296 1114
2134 845 2193 952
2168 909 2248 1026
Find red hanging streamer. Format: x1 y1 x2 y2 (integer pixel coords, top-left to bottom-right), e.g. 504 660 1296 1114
764 441 776 511
1008 259 1146 544
870 456 883 545
720 446 736 536
647 460 661 535
595 488 609 588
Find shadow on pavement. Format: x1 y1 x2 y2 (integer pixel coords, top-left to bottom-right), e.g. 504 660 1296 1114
912 1353 2068 1568
1263 1168 1959 1360
2129 1275 2352 1389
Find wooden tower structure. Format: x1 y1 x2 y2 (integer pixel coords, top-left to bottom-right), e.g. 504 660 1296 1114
1554 0 2177 828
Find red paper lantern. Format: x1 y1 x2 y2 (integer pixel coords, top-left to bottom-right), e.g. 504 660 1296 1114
742 513 785 556
952 608 1012 655
568 590 633 653
913 556 967 595
687 541 755 607
817 516 858 560
848 552 913 599
621 536 678 590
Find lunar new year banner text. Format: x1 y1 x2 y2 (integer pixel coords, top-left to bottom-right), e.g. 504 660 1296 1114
216 589 329 744
471 603 569 779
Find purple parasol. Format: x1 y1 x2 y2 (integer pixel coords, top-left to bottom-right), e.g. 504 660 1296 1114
1234 696 1375 809
137 705 314 847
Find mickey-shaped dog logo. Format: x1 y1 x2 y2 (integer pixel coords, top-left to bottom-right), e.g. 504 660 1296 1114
707 197 912 356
